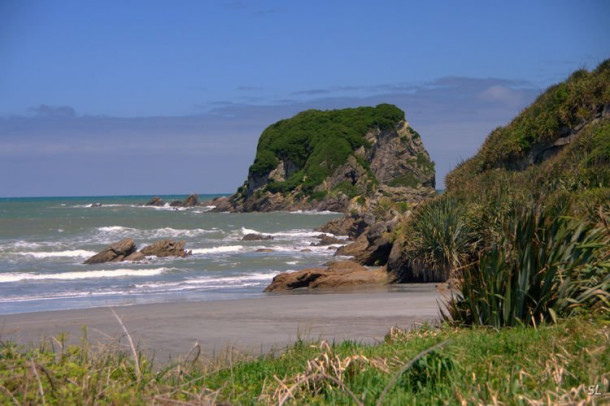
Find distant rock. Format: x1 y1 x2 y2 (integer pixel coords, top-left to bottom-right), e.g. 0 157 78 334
242 233 274 241
146 197 165 207
182 194 199 207
89 202 103 208
84 238 137 264
140 239 191 258
263 260 387 292
169 194 200 208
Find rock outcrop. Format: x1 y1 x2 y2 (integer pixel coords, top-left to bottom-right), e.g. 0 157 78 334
264 260 387 292
170 194 199 207
84 238 191 264
212 104 435 213
146 197 165 207
84 238 138 264
140 239 191 258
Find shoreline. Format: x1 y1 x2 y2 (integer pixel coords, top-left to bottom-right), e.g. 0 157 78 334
0 286 444 362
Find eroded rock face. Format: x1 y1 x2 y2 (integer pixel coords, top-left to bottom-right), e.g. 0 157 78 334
263 260 387 292
84 238 137 264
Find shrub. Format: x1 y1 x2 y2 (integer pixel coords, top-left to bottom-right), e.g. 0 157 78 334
444 205 610 327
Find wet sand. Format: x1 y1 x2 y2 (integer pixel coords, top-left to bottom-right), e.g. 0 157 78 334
0 285 444 361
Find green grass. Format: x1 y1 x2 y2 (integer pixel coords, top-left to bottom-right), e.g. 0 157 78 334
1 317 608 404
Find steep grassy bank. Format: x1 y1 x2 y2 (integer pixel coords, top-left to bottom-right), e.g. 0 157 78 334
388 61 610 322
1 317 607 404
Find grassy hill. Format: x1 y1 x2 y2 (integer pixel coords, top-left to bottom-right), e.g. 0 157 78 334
389 60 609 327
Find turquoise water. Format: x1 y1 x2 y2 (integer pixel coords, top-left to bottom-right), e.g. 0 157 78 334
0 195 343 314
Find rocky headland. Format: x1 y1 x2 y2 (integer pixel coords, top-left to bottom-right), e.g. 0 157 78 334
210 104 436 213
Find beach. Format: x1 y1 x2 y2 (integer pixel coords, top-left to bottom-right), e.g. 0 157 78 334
0 286 443 362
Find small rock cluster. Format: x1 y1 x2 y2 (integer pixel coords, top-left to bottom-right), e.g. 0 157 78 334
145 194 200 208
83 238 191 264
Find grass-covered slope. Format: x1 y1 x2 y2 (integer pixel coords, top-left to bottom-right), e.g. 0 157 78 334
389 61 610 326
447 59 610 192
247 103 405 195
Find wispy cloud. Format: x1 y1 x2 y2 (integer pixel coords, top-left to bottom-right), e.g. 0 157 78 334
1 76 541 196
28 104 76 118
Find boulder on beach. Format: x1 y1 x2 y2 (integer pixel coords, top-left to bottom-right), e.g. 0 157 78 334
140 239 191 258
84 238 137 264
263 260 387 292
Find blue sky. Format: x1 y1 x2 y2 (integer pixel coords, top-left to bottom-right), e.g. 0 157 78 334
1 0 608 197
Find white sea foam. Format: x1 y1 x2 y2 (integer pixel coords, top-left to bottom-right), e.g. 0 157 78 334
98 225 134 233
0 268 170 283
19 250 96 259
239 227 342 240
96 225 217 239
134 272 278 291
290 210 341 215
240 227 260 235
190 245 244 255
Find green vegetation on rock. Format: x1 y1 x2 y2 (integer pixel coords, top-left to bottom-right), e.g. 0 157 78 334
249 103 405 194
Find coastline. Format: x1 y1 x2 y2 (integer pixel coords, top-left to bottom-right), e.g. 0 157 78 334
0 286 443 362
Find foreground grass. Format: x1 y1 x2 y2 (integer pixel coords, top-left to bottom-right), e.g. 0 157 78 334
1 317 608 405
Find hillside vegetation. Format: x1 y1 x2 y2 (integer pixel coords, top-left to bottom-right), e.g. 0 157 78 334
389 60 610 327
249 103 405 193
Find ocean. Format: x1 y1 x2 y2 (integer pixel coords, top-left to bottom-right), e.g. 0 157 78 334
0 195 344 315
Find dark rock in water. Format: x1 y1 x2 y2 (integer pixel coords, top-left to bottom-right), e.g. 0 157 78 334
169 194 200 208
311 234 344 246
256 248 275 253
89 202 102 208
140 239 190 258
264 260 387 292
182 194 199 207
146 197 165 206
242 233 274 241
84 238 137 264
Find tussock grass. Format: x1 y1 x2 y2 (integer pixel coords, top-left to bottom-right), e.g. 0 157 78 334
1 317 608 404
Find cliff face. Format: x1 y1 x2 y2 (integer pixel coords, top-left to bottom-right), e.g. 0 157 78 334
213 104 436 212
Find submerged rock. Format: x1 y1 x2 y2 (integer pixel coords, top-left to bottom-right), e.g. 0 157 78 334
242 233 274 241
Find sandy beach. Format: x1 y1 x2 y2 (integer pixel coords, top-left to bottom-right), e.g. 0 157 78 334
0 285 444 362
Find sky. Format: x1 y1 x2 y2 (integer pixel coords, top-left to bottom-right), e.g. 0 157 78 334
1 0 608 197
